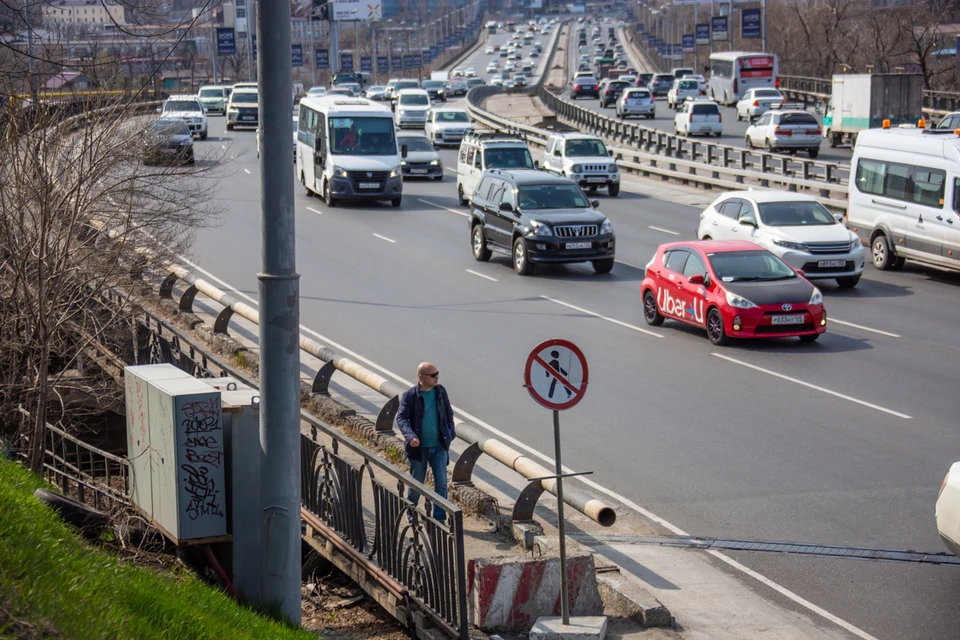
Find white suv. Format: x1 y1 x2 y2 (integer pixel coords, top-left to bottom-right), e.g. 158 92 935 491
542 133 620 197
394 89 430 128
161 95 208 140
696 190 865 288
456 132 535 206
424 108 473 146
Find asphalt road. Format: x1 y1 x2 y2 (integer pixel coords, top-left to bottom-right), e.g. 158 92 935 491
184 26 960 640
560 26 855 167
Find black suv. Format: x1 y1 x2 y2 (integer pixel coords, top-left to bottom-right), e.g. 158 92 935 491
600 80 629 107
469 169 616 275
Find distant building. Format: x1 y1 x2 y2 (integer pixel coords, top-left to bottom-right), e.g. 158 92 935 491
44 71 95 91
43 0 126 27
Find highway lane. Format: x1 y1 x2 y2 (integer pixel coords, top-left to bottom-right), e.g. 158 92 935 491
183 34 960 640
557 25 855 166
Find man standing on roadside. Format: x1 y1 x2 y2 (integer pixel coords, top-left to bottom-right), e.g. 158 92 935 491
396 362 456 524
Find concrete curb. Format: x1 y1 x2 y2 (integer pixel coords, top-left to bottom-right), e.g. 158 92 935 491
595 570 672 628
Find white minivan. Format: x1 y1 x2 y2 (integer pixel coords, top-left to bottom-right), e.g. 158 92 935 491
848 128 960 273
296 96 403 207
456 132 535 206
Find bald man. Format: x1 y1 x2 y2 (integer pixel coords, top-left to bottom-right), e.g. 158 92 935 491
396 362 456 524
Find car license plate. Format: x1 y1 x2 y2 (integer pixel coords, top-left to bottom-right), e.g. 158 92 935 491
358 182 380 189
566 242 592 250
241 116 255 121
586 177 607 183
410 169 428 174
771 314 805 325
699 127 711 132
818 260 847 268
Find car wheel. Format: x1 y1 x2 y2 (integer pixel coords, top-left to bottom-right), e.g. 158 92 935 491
643 290 664 326
226 123 234 131
799 334 820 343
324 179 337 207
764 139 773 152
808 148 820 158
714 132 721 138
706 308 729 346
434 173 443 181
592 258 614 274
608 183 620 197
736 111 742 122
457 184 468 206
745 135 753 150
513 237 535 275
200 131 208 141
302 172 313 197
471 222 492 261
836 275 860 288
392 196 402 208
871 233 903 270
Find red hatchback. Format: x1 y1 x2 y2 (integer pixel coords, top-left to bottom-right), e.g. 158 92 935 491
641 240 827 345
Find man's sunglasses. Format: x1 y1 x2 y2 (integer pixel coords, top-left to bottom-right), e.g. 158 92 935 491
422 371 439 379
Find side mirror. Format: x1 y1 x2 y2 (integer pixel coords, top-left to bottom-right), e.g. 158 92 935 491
534 160 540 169
833 213 845 224
687 274 705 285
156 107 162 113
401 144 408 159
499 201 514 212
796 269 806 278
739 214 757 227
591 199 600 208
608 149 614 157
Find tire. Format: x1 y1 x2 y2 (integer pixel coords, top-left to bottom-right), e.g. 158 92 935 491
512 237 535 275
391 197 402 208
302 172 313 197
871 233 901 271
701 235 712 240
472 223 491 261
714 132 722 138
745 136 753 150
736 111 742 122
200 131 208 141
226 123 234 131
829 132 841 148
323 179 337 207
434 174 443 181
808 148 820 158
764 139 773 152
799 334 820 343
836 275 860 289
592 258 614 274
608 183 620 197
643 290 664 326
706 308 729 345
457 184 468 206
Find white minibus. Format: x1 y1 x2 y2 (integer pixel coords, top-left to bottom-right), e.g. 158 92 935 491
707 51 779 106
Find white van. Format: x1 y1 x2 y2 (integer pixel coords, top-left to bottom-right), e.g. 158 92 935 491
296 96 403 207
848 128 960 272
456 132 535 205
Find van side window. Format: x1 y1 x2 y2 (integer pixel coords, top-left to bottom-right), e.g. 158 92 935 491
855 159 885 196
316 113 325 151
298 105 317 148
459 146 468 163
474 152 483 169
466 148 474 165
884 163 911 200
912 168 945 207
546 139 554 155
954 178 960 215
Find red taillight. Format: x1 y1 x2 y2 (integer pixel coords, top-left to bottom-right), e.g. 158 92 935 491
733 78 738 94
593 85 599 90
813 127 822 135
718 113 722 123
752 99 759 106
775 76 780 88
774 126 792 136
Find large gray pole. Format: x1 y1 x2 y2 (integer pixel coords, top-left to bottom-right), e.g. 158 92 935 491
211 22 219 84
255 0 301 625
761 0 767 53
310 19 317 86
331 19 340 74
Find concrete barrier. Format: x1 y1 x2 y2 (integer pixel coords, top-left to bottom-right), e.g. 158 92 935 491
467 553 603 632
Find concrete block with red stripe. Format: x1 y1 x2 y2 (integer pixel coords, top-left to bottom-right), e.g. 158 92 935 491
467 552 603 631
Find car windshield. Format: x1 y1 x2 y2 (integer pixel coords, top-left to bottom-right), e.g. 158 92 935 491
399 136 434 152
468 78 485 86
679 80 698 90
565 139 608 156
754 90 782 98
757 201 836 226
308 87 327 95
436 111 470 122
150 120 190 137
518 184 590 209
707 250 798 282
198 89 222 98
232 92 257 103
397 82 419 90
164 100 202 112
483 147 535 169
422 81 442 89
367 86 384 92
399 94 429 105
329 117 397 155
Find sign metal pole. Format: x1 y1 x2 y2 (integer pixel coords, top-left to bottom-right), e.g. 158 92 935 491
553 408 570 625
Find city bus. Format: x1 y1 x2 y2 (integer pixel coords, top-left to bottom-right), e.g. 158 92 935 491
707 51 779 106
296 95 403 207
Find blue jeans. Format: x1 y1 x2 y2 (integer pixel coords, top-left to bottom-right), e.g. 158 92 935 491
407 446 449 523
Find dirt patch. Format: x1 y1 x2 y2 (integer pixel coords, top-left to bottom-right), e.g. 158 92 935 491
0 597 61 639
300 570 408 640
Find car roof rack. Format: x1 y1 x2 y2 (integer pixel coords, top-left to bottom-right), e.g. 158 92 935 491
463 131 526 144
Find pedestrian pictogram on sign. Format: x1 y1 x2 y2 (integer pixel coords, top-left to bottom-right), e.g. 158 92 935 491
524 339 589 411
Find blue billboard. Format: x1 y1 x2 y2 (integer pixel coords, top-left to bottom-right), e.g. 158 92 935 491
291 44 303 67
682 34 694 53
711 15 728 41
340 52 353 71
696 23 710 45
316 48 329 69
216 28 235 55
360 56 372 73
392 55 402 71
741 9 761 39
377 56 388 73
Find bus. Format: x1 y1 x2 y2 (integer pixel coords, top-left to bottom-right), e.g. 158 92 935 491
707 51 779 106
296 96 403 207
486 20 497 34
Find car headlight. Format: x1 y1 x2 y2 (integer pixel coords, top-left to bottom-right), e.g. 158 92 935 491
430 159 440 165
849 238 863 252
809 287 823 305
600 219 613 234
525 220 553 237
399 109 406 115
332 166 348 179
725 290 758 309
389 166 401 178
228 106 238 112
772 239 808 253
573 164 582 173
609 164 618 173
400 160 407 166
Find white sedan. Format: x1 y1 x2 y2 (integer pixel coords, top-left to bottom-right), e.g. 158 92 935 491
736 88 784 122
486 61 499 73
744 109 822 158
937 462 960 557
485 45 495 54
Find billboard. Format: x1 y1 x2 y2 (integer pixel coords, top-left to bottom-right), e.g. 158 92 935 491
377 55 388 72
392 55 401 71
741 9 761 38
711 16 728 41
291 44 303 67
360 56 372 73
332 0 381 20
216 28 236 55
636 23 643 33
403 55 413 69
316 48 329 68
682 34 694 53
696 23 709 45
340 52 353 71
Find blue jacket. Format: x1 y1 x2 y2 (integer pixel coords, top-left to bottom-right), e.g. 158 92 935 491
396 383 456 457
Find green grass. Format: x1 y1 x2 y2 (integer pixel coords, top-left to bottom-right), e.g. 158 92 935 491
0 458 316 640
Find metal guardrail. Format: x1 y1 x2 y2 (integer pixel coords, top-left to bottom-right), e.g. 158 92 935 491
778 76 960 118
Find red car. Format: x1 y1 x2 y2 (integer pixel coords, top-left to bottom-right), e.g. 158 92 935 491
641 240 827 345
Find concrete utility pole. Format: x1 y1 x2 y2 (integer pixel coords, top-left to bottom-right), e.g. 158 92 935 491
211 22 220 84
255 0 301 625
331 19 340 74
761 0 767 53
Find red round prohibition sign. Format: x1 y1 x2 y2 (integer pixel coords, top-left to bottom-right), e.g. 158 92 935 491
523 339 589 411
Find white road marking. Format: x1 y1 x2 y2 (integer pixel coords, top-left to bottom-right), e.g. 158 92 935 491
372 233 396 244
306 206 324 216
444 167 458 174
243 168 251 174
541 295 663 338
466 269 498 282
418 198 469 218
615 260 638 269
711 353 912 419
648 225 679 236
830 318 901 338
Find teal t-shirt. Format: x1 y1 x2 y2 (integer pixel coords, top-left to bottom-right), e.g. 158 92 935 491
419 388 440 448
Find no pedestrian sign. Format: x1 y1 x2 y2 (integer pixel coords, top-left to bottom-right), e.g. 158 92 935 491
524 339 589 411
